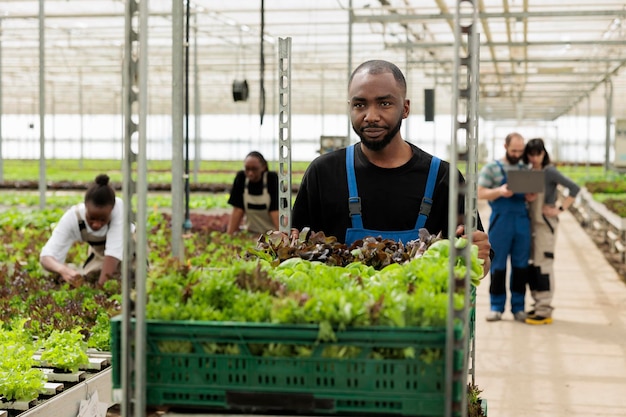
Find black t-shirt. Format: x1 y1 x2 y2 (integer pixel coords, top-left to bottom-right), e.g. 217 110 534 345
228 171 279 211
292 142 484 242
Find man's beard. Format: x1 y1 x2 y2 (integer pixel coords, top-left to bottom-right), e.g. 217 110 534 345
506 153 521 164
355 117 403 152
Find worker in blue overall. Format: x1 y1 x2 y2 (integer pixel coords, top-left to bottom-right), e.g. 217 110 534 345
291 60 492 274
478 132 535 322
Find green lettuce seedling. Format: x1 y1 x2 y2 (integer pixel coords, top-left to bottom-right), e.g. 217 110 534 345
40 329 89 373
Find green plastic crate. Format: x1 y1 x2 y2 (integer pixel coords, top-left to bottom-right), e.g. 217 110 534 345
111 315 473 417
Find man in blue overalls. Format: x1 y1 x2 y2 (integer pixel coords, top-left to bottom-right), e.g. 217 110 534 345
478 132 534 322
291 60 492 274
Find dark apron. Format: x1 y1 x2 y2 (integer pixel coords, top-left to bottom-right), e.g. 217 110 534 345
75 206 107 276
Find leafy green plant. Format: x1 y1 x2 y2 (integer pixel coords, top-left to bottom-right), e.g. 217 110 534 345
87 313 112 351
40 329 89 372
0 365 47 401
467 383 486 417
144 237 482 357
585 180 626 194
601 198 626 217
0 321 47 401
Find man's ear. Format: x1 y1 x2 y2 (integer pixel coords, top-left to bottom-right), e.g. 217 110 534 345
403 99 410 119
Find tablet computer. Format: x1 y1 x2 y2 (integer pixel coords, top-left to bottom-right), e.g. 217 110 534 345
507 170 545 193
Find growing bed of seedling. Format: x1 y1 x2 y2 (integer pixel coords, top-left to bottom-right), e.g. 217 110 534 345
2 160 621 417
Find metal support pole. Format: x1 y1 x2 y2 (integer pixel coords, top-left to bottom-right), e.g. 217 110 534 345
574 104 580 165
433 62 438 152
79 68 84 168
346 0 353 147
278 37 292 233
51 91 56 159
183 0 192 232
604 78 613 173
171 0 185 260
120 0 148 415
134 1 149 412
38 0 46 210
586 95 591 175
193 12 201 183
465 20 481 390
404 27 410 140
446 1 479 416
120 0 138 413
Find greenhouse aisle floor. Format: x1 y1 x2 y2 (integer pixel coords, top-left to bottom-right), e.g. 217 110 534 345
474 201 626 417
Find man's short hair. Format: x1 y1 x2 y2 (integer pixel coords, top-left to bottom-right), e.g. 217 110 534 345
349 60 407 96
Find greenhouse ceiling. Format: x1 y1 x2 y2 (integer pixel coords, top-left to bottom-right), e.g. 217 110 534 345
1 0 625 122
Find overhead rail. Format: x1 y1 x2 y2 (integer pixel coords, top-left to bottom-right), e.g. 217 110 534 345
360 5 625 123
1 8 623 21
388 39 626 48
0 2 624 123
352 9 626 23
409 57 626 64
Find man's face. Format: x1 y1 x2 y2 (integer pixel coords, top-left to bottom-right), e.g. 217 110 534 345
505 137 525 164
348 71 409 151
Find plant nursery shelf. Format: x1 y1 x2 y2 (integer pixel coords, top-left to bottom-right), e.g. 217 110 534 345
1 355 112 417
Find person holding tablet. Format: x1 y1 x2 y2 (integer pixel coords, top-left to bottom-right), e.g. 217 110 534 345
478 132 537 322
522 138 580 325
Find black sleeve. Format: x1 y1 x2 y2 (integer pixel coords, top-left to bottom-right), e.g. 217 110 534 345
227 171 246 209
292 165 315 230
292 151 350 239
268 171 279 211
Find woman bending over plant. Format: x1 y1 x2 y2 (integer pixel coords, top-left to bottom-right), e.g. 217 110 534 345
40 174 134 287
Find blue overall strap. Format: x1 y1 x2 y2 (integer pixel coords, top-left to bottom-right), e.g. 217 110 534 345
346 144 364 229
415 156 441 229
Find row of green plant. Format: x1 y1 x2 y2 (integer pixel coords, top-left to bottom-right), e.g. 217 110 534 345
5 180 626 219
0 159 309 185
1 191 231 211
0 200 261 401
0 322 89 401
147 237 481 338
0 164 621 411
3 157 624 195
0 189 485 402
